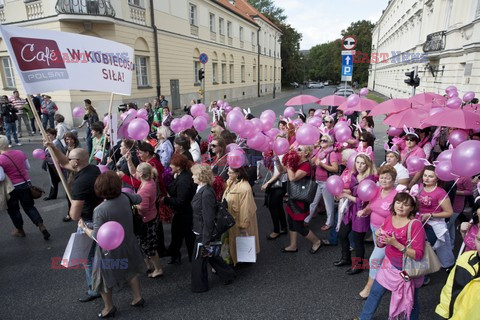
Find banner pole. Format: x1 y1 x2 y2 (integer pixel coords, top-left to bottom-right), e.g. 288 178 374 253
101 93 115 162
27 95 72 202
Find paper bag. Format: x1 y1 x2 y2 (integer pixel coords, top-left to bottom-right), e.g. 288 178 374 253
236 236 256 263
61 232 93 268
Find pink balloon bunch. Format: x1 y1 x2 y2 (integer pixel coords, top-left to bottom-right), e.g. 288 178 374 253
97 221 125 251
347 94 360 108
359 88 369 97
32 148 46 160
448 130 469 148
136 108 148 120
273 137 289 155
387 126 403 137
335 125 352 143
306 116 322 127
72 106 85 118
170 118 183 133
284 106 296 118
436 149 453 162
127 118 150 140
296 124 320 145
435 161 457 181
259 110 276 132
326 175 344 196
190 104 206 118
357 180 377 201
406 156 425 173
451 140 480 177
445 86 459 99
446 97 462 109
226 109 246 133
227 149 246 169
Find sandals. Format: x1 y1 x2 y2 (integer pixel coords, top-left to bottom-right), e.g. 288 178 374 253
309 241 323 254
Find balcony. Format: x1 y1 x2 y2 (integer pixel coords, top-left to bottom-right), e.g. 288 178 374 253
423 31 446 53
129 5 146 25
25 1 44 20
55 0 115 21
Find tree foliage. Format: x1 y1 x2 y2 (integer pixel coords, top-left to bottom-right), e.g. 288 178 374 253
247 0 302 85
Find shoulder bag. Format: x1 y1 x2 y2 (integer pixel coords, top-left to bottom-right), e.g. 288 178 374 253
209 194 235 241
124 193 146 236
287 162 316 204
402 219 442 278
1 153 44 199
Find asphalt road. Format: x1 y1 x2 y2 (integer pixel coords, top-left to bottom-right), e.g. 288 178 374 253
0 87 448 319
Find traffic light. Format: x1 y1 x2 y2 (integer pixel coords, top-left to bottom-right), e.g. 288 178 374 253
198 68 205 81
404 70 420 87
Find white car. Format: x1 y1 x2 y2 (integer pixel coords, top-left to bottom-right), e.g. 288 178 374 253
334 89 355 97
290 82 299 88
307 82 324 89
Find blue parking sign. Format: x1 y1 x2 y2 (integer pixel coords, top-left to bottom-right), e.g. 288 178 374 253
342 65 353 76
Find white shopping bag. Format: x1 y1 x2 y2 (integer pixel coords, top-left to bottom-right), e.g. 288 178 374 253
236 236 256 263
61 232 94 268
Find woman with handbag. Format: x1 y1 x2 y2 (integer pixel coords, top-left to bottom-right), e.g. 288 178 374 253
282 146 322 254
356 192 425 320
0 135 50 239
191 164 236 292
335 154 375 275
222 166 259 265
135 162 164 278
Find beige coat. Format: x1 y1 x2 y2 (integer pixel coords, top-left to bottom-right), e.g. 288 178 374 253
222 179 259 265
0 175 14 211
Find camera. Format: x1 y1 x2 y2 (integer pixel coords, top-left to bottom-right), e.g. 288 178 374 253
118 103 128 112
400 270 410 282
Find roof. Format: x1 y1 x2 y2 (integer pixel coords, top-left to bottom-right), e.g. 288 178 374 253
213 0 282 34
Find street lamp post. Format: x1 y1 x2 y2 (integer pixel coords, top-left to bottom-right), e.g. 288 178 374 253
273 34 277 99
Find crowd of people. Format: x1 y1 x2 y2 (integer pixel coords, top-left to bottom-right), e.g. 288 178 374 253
0 93 479 319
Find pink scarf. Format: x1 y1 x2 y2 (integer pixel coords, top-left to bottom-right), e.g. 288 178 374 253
375 257 422 320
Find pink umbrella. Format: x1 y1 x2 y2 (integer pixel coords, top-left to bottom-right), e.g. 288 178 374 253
368 98 412 116
421 108 480 129
285 94 320 106
315 95 347 107
338 98 378 112
410 92 446 106
463 104 480 112
383 108 430 129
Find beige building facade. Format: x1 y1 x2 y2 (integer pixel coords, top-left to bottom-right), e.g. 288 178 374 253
368 0 480 98
0 0 281 124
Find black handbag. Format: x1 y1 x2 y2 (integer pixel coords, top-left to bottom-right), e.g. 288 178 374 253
211 199 236 240
287 162 316 204
125 193 146 236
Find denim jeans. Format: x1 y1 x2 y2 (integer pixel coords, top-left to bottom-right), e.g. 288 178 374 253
306 181 335 225
78 226 99 297
7 182 43 229
4 121 19 144
42 113 54 129
368 225 385 279
360 278 420 320
86 127 93 155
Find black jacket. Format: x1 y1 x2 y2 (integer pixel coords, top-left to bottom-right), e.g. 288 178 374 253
164 170 196 215
192 185 216 244
1 103 18 123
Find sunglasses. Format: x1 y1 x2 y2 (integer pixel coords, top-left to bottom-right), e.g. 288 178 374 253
297 148 303 151
359 139 366 142
210 144 217 148
320 139 328 143
68 158 79 161
210 131 215 133
405 138 415 142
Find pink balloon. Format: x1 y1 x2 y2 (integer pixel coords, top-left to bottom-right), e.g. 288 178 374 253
293 119 304 127
232 106 242 114
121 112 134 126
117 125 128 139
335 126 352 143
193 116 208 132
326 175 344 196
121 187 134 194
357 179 377 201
344 109 355 116
181 115 194 129
259 117 273 132
307 116 323 127
359 88 369 97
228 115 246 133
284 107 296 118
226 143 243 153
265 128 281 138
32 148 46 160
72 106 85 118
347 152 358 170
463 91 475 103
137 108 148 119
273 137 289 155
97 164 109 173
199 112 210 123
387 126 403 137
224 105 233 113
217 100 224 107
247 133 267 150
226 110 243 126
296 124 320 145
190 104 206 118
429 107 444 117
446 97 462 109
436 149 453 162
435 161 457 181
314 109 324 117
261 109 276 121
250 118 263 133
334 120 350 131
447 90 459 99
448 129 469 148
347 94 360 108
128 118 150 140
451 140 480 177
97 221 125 251
239 120 255 139
227 149 245 169
170 118 183 133
445 86 457 93
127 108 137 118
406 156 425 173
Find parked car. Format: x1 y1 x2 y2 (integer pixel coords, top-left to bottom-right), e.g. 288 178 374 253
307 82 324 89
334 89 355 97
323 81 330 86
290 82 299 88
335 84 353 91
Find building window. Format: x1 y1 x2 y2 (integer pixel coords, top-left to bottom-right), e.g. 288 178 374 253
189 3 197 26
128 0 144 7
239 26 244 42
135 56 149 87
209 13 215 32
259 64 262 81
221 63 226 83
194 60 200 83
229 64 234 82
0 0 4 8
264 65 267 81
227 21 232 38
219 17 224 35
1 57 16 88
212 63 218 83
251 31 255 43
241 65 245 82
270 66 272 80
253 65 257 82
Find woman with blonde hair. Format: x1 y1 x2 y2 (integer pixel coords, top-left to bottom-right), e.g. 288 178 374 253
135 162 164 278
155 126 174 168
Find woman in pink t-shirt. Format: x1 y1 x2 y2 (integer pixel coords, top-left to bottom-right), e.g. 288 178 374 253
356 165 398 300
0 136 50 239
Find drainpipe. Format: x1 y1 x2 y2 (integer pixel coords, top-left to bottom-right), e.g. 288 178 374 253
257 28 260 97
150 0 161 97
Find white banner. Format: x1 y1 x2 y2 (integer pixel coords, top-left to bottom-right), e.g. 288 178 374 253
0 25 134 95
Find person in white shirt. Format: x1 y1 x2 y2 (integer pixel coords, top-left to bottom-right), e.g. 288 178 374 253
182 128 201 163
381 144 409 187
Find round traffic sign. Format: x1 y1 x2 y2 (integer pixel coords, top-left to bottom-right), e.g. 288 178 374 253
199 53 208 64
342 36 357 50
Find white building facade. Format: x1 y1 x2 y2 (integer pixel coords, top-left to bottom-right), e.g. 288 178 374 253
368 0 480 98
0 0 281 124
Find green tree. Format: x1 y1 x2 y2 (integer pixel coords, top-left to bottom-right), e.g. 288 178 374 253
247 0 286 23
